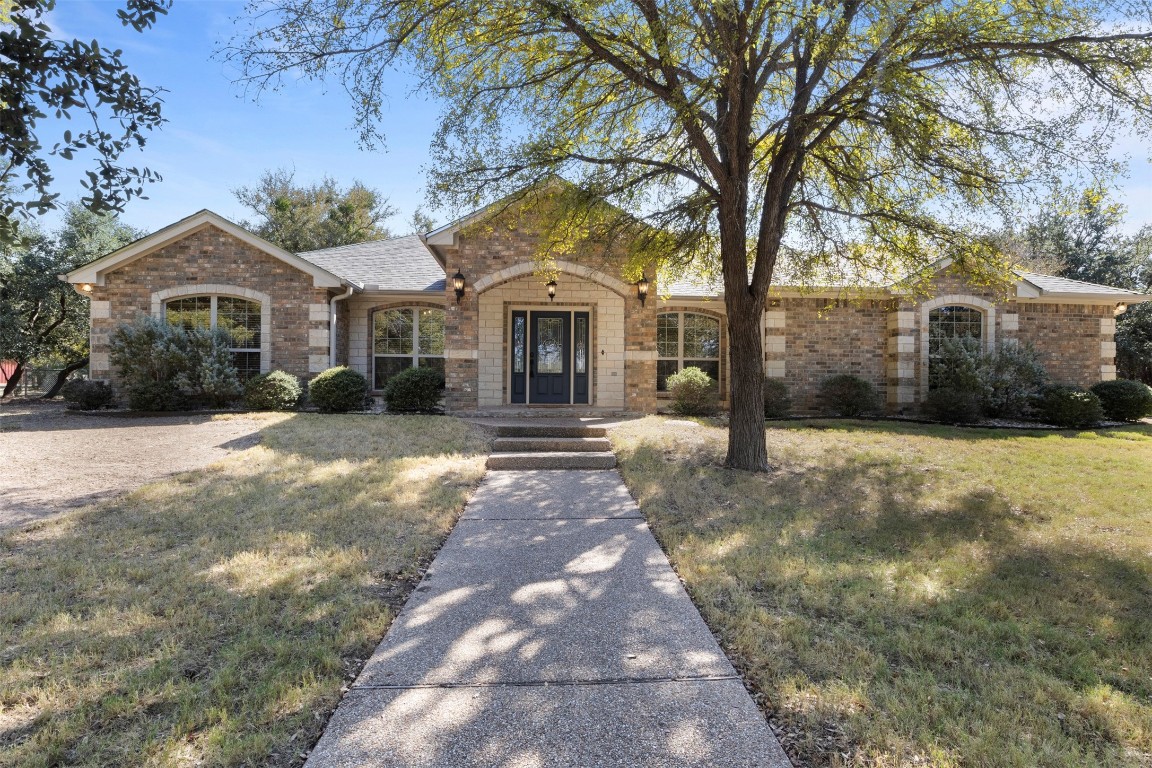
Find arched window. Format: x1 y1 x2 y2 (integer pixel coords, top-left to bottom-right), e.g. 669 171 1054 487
165 295 262 380
373 307 445 388
657 312 721 391
928 305 984 388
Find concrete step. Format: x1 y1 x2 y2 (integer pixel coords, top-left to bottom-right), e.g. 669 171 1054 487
486 451 617 470
494 424 607 439
492 437 612 453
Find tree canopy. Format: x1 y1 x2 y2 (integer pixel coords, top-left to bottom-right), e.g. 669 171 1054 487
230 0 1152 469
232 169 398 252
0 0 169 247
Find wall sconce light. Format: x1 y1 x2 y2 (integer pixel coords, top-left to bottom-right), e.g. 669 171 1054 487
547 280 557 302
453 271 466 303
80 283 93 293
1115 302 1128 316
636 276 649 306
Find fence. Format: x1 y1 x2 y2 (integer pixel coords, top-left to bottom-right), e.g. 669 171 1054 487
1 367 87 397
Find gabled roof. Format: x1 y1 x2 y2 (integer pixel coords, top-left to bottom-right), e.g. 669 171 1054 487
1014 270 1147 299
64 209 347 289
298 236 445 292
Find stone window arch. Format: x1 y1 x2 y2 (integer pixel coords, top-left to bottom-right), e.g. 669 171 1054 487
919 295 996 396
151 284 271 378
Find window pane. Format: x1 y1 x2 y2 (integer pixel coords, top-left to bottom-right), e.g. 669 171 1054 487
374 356 410 389
217 297 261 350
657 359 679 392
231 351 262 382
537 317 564 374
418 309 445 355
575 316 587 374
166 296 210 331
685 360 720 387
683 313 720 359
513 315 526 374
657 314 679 358
374 309 413 355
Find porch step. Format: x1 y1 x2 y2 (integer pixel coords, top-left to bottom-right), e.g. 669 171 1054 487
486 451 617 470
493 437 612 453
494 424 607 438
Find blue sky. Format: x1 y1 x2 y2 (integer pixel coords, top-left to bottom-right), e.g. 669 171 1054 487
38 0 1152 236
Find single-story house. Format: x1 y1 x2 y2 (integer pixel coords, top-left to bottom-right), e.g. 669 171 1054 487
64 190 1150 414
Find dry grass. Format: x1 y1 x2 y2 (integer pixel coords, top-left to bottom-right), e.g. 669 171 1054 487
612 416 1152 768
0 413 489 767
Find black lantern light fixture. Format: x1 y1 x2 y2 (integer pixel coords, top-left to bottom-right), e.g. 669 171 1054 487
453 271 466 303
636 276 649 306
547 280 557 302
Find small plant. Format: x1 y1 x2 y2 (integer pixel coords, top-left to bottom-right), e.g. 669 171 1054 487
923 386 982 424
818 374 878 417
1035 385 1104 429
666 366 719 416
59 379 113 410
1090 378 1152 422
244 370 302 411
382 366 445 412
308 366 369 412
763 377 792 418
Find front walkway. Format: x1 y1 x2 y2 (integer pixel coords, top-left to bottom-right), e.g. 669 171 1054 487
306 468 791 767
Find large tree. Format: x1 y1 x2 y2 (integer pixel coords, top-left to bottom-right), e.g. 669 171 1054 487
230 0 1152 469
0 0 168 247
233 168 398 252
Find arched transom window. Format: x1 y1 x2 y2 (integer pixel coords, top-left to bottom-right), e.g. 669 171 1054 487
373 307 445 388
657 312 721 391
165 295 262 380
928 305 984 387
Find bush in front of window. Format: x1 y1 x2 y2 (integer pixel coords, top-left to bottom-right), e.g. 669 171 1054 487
1035 385 1104 428
931 336 1050 419
60 379 113 410
923 386 982 424
1090 378 1152 421
818 374 879 417
188 329 243 407
308 366 369 413
763 377 792 418
382 366 445 413
666 366 719 416
244 370 302 411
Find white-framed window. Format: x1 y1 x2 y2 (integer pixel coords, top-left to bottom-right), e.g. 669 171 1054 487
927 305 984 389
373 307 445 388
165 295 262 380
656 311 721 391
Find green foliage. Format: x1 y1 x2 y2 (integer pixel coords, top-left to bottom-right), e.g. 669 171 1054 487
109 317 241 410
923 386 982 424
233 168 397 252
243 370 302 411
763 377 792 418
1035 385 1104 429
1118 303 1152 384
1089 379 1152 422
929 337 1051 420
381 365 445 413
0 0 168 246
308 366 369 413
666 366 718 417
59 379 113 410
818 375 879 418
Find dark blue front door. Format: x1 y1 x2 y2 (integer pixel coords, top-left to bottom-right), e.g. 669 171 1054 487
530 312 569 403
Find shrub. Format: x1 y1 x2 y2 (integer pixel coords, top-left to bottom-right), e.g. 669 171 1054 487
666 366 719 416
187 330 242 407
1090 378 1152 422
308 366 369 413
382 366 445 412
244 371 302 411
1035 385 1104 429
60 379 113 410
763 377 792 418
923 386 982 424
928 337 1050 420
818 374 878 417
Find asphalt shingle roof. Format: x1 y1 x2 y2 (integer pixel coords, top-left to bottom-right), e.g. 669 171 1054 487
297 235 445 292
1015 270 1145 297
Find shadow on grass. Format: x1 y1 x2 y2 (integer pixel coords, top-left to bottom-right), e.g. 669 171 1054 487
769 417 1152 442
0 413 490 767
616 423 1152 768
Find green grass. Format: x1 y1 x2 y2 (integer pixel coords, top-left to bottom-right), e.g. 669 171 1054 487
611 417 1152 768
0 413 489 767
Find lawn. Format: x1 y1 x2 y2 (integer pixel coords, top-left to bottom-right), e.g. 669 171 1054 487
0 413 489 767
612 417 1152 768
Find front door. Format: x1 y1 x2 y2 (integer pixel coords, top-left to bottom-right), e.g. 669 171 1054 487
530 311 569 403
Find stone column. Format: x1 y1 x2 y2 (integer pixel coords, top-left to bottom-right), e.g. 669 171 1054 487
886 306 917 412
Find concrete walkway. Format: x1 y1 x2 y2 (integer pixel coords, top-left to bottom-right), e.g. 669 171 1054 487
306 469 792 767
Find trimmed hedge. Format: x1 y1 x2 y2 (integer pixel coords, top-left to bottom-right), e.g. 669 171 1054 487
308 366 369 413
382 366 445 412
60 379 113 411
1090 378 1152 422
244 371 302 411
818 374 879 417
666 366 719 416
763 377 792 418
1035 385 1104 429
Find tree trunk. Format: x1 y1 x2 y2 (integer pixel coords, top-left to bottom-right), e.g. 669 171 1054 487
724 294 769 470
2 362 26 398
41 357 89 399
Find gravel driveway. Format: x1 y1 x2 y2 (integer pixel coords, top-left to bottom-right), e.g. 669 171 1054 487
0 400 269 531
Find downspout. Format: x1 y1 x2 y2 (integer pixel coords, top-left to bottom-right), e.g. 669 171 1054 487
330 284 355 368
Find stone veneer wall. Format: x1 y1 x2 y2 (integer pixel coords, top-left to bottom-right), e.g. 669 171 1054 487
1017 303 1117 386
87 225 333 392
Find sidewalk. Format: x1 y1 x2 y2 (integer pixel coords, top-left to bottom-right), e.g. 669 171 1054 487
306 469 791 767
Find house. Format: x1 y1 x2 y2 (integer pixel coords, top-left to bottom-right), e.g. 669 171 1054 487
63 190 1150 413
